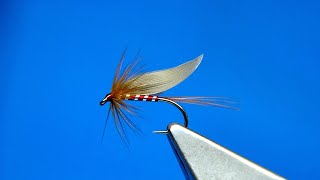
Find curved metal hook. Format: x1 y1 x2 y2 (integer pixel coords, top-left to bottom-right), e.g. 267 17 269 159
153 97 188 134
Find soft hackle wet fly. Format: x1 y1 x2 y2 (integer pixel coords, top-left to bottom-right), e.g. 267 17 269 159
100 50 235 144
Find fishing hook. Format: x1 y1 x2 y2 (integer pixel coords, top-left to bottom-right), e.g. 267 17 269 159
153 97 188 134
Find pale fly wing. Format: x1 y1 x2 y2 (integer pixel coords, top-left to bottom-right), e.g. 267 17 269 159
125 54 203 95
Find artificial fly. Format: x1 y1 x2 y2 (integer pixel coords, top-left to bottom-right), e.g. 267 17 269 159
100 50 235 145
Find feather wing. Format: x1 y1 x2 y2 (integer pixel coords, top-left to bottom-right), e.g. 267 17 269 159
125 54 203 95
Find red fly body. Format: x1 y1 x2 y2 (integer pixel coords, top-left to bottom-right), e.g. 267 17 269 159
100 50 235 144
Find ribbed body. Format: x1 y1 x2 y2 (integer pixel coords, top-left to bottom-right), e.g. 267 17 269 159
123 94 158 102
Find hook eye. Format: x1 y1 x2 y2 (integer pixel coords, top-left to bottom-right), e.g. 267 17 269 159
153 97 188 134
100 100 107 106
100 93 112 106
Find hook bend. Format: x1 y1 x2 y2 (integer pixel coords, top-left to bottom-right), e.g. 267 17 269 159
153 97 188 134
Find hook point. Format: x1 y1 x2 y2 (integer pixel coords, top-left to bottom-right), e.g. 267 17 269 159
153 130 168 134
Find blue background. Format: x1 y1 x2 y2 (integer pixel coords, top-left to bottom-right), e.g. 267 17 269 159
1 0 320 179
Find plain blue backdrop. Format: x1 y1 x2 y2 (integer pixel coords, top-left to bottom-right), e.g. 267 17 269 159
1 0 320 179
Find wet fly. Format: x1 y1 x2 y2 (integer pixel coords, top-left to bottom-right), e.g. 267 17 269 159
100 50 235 144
